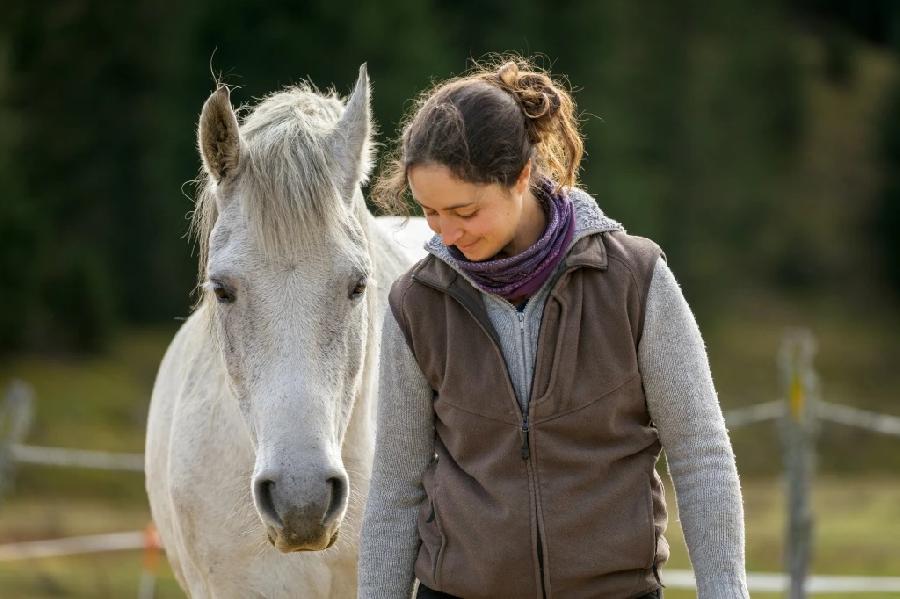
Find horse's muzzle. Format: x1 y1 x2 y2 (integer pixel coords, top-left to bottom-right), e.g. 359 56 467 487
253 469 348 552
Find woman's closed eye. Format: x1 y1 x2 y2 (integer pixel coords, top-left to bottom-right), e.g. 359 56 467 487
424 208 477 219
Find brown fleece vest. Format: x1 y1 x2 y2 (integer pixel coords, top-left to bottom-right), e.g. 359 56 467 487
388 230 670 599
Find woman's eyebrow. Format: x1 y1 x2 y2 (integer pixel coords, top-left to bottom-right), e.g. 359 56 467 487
416 199 476 211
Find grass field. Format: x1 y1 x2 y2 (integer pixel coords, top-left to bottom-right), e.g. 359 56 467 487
1 319 899 597
1 476 899 597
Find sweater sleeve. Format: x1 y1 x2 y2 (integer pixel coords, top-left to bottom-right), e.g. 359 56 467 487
638 259 750 599
358 308 435 599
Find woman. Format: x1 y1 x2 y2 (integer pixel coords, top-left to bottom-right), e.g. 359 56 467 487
359 58 748 599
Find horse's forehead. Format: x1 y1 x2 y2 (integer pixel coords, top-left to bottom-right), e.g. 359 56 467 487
208 219 363 272
210 223 232 253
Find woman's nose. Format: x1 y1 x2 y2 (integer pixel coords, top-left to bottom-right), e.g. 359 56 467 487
440 221 463 246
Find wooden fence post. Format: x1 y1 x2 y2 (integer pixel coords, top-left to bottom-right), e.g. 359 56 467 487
0 380 35 499
777 329 820 599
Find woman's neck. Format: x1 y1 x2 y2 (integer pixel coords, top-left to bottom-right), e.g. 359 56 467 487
499 188 545 258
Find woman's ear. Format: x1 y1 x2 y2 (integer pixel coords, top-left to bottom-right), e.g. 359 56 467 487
514 161 532 194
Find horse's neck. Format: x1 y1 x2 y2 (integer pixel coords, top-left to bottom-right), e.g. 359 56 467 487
337 201 409 544
342 202 410 459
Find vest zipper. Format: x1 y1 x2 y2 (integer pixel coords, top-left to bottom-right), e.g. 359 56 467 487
521 419 530 460
518 312 531 461
518 310 546 597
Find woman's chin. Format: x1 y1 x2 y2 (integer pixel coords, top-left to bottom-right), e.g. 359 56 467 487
456 243 480 260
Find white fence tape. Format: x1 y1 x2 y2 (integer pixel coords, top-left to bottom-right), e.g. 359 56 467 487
664 569 900 593
10 444 144 472
0 531 144 561
724 400 784 428
816 401 900 437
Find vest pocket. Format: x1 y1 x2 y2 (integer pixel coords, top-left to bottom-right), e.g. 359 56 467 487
417 496 447 587
432 501 447 587
644 472 658 570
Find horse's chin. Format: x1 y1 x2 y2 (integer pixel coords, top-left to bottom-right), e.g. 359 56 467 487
267 526 340 553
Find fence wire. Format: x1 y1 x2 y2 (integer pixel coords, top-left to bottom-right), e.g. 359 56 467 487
724 400 784 428
816 400 900 437
9 444 145 472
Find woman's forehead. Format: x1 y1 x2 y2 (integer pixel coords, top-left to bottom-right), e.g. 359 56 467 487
409 164 496 210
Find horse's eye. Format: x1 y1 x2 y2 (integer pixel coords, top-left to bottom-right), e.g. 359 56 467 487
211 281 236 304
349 277 367 300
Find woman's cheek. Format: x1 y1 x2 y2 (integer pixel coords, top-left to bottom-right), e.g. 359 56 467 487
472 215 496 242
425 214 440 234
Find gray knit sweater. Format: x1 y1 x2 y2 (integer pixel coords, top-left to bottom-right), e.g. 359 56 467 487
359 190 749 599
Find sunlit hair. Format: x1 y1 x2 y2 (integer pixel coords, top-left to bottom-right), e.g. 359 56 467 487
372 55 584 215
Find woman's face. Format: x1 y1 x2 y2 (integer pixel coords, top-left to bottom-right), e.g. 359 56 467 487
408 163 529 261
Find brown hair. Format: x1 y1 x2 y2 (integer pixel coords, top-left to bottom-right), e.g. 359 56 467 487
371 56 584 215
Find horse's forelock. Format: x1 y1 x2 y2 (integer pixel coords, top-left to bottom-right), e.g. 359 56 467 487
190 84 365 309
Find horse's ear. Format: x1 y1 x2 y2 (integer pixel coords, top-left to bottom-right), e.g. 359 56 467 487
329 64 373 206
198 86 242 181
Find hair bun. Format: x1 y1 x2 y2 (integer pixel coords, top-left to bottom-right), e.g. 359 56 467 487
496 61 562 142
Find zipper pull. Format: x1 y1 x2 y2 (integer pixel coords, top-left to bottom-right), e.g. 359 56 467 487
521 421 530 460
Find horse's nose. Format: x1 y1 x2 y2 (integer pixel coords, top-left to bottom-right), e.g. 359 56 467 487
252 469 348 551
253 477 283 528
322 475 348 526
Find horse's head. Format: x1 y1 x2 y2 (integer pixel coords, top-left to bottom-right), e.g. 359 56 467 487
194 66 375 553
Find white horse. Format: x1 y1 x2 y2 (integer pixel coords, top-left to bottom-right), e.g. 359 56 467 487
145 65 431 598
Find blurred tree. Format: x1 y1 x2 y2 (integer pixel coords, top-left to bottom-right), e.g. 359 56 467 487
0 26 40 350
0 0 452 352
541 0 803 314
0 0 898 354
2 1 167 351
873 71 900 296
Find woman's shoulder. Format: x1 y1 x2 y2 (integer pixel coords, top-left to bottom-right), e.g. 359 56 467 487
567 187 626 236
602 229 664 259
596 231 666 297
563 186 665 270
387 253 456 319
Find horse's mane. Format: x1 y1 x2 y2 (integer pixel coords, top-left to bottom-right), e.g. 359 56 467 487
190 83 360 304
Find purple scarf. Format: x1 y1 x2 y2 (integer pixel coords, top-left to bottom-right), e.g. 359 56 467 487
448 178 575 303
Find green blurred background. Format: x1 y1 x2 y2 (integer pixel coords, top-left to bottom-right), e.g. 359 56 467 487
1 0 899 597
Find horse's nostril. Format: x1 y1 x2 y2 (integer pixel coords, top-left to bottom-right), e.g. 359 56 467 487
322 476 347 526
253 478 283 528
